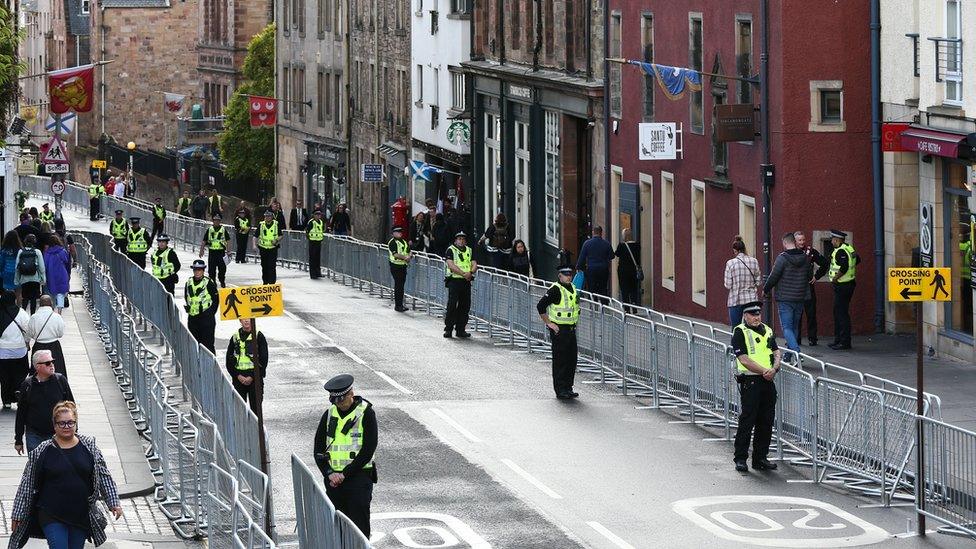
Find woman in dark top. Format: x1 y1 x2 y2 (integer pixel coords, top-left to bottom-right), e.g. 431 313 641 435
508 239 534 278
10 401 122 549
478 213 513 269
429 213 451 257
408 212 428 252
329 203 351 235
614 228 642 306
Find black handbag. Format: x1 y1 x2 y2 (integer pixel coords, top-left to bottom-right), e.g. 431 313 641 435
624 243 644 282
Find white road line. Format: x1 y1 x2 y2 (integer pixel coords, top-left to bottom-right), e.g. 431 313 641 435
375 371 413 395
304 324 335 344
308 370 319 376
586 522 635 549
500 459 562 499
430 408 481 443
336 345 367 365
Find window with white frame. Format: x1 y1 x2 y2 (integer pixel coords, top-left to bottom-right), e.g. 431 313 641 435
689 14 704 134
432 67 439 106
415 64 423 106
544 111 560 245
691 180 706 305
738 194 756 259
945 0 963 104
610 12 622 117
809 80 845 132
81 0 90 13
451 70 465 110
484 113 502 222
661 172 675 290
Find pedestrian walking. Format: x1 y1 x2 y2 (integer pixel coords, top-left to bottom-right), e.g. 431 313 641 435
1 231 22 299
177 190 192 217
478 213 513 270
191 190 208 219
0 291 30 408
37 204 54 226
509 239 533 278
576 226 614 297
27 297 67 376
443 232 477 338
314 374 377 539
724 236 762 327
108 210 128 252
9 401 123 549
125 217 151 270
199 214 230 288
289 200 309 230
827 230 859 350
14 214 41 245
614 229 642 306
150 197 166 243
43 240 70 313
306 209 326 279
388 226 413 312
112 176 126 198
762 232 812 355
537 266 581 399
87 180 105 221
208 189 223 218
329 203 351 236
794 231 829 346
256 210 281 285
225 318 268 414
731 301 781 472
15 350 73 453
150 235 181 295
15 235 46 314
234 208 251 263
184 260 218 354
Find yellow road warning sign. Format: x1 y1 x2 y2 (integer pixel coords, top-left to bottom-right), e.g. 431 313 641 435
219 284 284 320
887 268 952 302
91 159 107 169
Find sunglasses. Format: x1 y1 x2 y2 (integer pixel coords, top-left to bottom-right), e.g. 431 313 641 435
37 360 55 366
55 420 76 428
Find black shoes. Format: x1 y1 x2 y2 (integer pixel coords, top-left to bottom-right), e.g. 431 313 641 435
808 340 818 346
455 331 472 338
555 391 579 400
752 459 778 471
443 330 452 338
828 343 852 350
734 460 748 472
394 306 409 312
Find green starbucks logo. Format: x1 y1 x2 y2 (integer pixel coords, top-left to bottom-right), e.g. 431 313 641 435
447 121 470 145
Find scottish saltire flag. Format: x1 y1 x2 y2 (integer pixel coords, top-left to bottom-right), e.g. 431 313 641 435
631 62 703 100
409 160 442 182
44 112 76 134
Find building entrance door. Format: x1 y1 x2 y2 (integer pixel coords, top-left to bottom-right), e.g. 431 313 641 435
514 121 531 247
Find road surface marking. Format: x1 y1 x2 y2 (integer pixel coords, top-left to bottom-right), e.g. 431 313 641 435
430 407 482 443
500 459 562 499
335 344 367 365
375 371 413 395
304 324 335 344
308 369 319 376
370 512 491 549
586 522 635 549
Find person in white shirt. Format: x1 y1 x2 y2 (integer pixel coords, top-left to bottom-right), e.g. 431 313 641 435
0 291 30 408
113 177 127 198
27 296 67 377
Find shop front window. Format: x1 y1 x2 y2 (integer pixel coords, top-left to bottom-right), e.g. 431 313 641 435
943 162 974 338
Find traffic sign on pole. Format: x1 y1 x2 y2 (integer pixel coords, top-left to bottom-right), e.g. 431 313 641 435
41 136 69 165
44 163 69 174
218 284 284 320
887 267 952 302
50 178 66 195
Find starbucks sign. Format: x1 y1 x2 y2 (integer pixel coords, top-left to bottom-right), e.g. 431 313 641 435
447 121 470 146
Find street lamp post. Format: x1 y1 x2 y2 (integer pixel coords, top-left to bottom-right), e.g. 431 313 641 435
127 141 136 197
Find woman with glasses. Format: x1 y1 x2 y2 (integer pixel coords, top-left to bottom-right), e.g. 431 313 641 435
9 401 123 549
15 350 74 454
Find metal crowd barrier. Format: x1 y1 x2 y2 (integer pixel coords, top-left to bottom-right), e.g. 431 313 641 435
291 456 372 549
917 417 976 537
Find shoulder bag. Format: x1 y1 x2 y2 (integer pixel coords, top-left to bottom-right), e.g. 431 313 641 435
623 243 644 282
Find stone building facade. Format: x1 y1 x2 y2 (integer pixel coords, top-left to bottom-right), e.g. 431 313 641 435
197 0 270 116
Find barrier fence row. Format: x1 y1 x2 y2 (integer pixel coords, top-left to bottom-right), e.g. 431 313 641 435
27 176 976 540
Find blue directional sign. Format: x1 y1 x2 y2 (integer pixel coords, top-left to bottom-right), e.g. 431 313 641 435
360 163 384 183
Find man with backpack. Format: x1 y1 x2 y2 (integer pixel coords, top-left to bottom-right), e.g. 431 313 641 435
15 350 73 453
14 235 45 313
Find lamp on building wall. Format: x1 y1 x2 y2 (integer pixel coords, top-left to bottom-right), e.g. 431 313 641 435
126 141 136 185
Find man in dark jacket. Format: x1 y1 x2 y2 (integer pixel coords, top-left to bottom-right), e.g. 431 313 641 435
15 350 74 453
794 231 829 346
576 226 615 297
762 232 812 355
191 190 209 219
225 318 269 414
289 199 309 230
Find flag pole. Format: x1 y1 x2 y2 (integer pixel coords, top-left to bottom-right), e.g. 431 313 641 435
605 57 759 84
18 59 116 81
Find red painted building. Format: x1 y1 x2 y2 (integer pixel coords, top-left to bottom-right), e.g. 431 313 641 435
607 0 876 335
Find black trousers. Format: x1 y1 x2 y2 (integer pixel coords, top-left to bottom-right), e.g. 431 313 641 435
800 289 818 344
208 249 227 287
259 247 278 284
585 266 610 297
734 377 777 462
549 325 578 395
390 264 406 308
187 315 216 354
160 275 177 295
235 234 249 263
89 197 99 220
832 281 856 346
150 220 164 243
113 238 126 252
233 378 261 414
309 241 322 278
619 282 641 306
444 278 471 332
0 355 28 406
20 281 40 313
128 252 147 270
325 473 373 538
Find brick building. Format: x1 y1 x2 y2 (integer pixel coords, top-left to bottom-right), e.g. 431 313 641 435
197 0 270 116
462 0 605 276
607 0 876 336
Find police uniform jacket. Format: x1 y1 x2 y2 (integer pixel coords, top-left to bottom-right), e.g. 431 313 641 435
184 277 219 317
225 328 269 378
312 396 378 481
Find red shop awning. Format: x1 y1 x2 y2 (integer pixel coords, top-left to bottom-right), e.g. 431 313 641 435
900 127 969 158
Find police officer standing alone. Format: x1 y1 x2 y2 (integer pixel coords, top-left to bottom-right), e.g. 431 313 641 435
38 204 54 226
109 210 128 252
150 197 166 242
87 180 105 221
537 267 581 399
177 190 192 217
151 234 181 295
126 217 151 269
827 230 859 350
314 374 377 539
199 213 230 287
234 208 251 263
389 226 412 311
306 209 326 279
256 210 281 284
444 231 477 338
184 260 218 353
731 301 781 472
225 318 268 413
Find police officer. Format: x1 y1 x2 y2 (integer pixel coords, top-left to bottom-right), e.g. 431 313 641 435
109 209 128 252
234 208 251 263
537 266 581 399
731 301 781 472
388 226 412 311
88 179 105 221
255 210 281 284
314 374 377 539
827 230 859 350
150 196 166 242
444 231 477 338
306 209 326 279
177 190 192 217
38 203 54 226
225 318 268 414
199 213 230 287
184 259 218 353
151 234 181 295
126 217 151 269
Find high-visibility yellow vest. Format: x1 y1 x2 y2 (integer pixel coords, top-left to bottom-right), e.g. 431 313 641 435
308 219 325 242
231 330 260 370
88 184 103 198
153 205 165 221
446 245 472 278
236 217 250 234
323 400 374 472
110 219 128 239
177 197 191 214
735 322 774 374
258 221 279 249
126 228 149 253
388 238 409 265
546 283 580 325
39 211 54 224
151 248 176 279
828 243 857 284
207 226 227 250
210 194 221 210
962 241 972 279
185 277 213 316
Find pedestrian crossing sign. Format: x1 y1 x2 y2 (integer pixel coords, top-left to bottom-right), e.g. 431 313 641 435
219 284 284 320
887 267 952 302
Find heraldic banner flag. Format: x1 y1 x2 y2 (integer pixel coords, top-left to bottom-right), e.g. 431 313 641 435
164 93 187 113
48 64 95 114
248 95 278 128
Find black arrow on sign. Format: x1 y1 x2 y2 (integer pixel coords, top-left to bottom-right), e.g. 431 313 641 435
250 303 273 315
900 287 922 300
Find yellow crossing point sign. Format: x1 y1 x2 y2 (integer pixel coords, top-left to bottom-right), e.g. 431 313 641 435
887 268 952 302
219 284 284 320
91 159 107 169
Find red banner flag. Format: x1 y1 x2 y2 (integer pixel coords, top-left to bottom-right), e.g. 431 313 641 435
249 95 278 128
48 64 95 114
164 93 187 113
